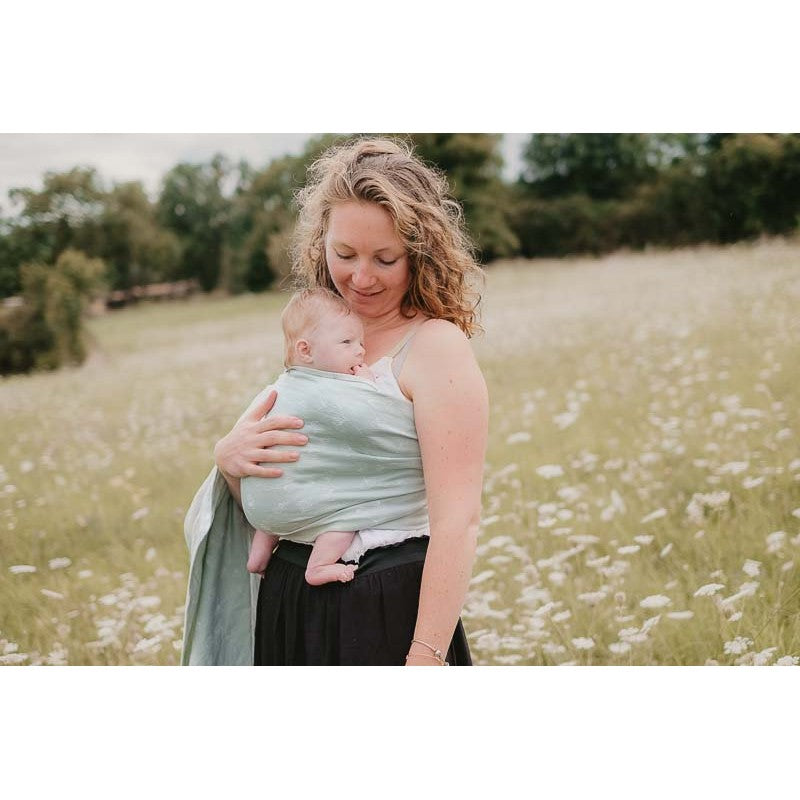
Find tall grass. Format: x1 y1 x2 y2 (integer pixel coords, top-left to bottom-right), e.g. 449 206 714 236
1 239 798 665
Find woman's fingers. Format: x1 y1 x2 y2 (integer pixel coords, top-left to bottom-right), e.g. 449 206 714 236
247 446 300 463
247 389 278 420
256 414 305 433
253 430 307 449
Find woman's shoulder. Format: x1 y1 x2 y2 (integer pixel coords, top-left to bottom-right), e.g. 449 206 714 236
403 318 477 380
413 318 470 353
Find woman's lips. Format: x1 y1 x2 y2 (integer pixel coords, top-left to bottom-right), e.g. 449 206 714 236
351 288 381 297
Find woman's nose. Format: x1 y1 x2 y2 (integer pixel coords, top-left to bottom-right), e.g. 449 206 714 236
350 263 375 288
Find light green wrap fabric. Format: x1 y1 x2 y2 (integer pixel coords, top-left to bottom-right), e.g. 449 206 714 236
181 464 261 665
241 366 428 542
181 367 427 666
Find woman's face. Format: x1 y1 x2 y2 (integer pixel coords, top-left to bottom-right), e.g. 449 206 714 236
324 201 411 320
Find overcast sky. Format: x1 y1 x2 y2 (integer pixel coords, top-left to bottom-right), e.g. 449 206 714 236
0 133 529 214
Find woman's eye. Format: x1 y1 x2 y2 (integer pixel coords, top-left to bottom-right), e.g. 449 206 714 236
377 258 398 266
335 252 354 260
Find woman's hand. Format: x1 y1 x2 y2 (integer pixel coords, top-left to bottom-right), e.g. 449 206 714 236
214 389 308 480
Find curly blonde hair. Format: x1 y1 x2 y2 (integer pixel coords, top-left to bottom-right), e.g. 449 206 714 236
290 137 484 337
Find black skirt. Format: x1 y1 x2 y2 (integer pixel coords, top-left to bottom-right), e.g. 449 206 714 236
254 536 472 666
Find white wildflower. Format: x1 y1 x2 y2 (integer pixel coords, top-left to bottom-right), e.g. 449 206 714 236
571 637 595 650
548 571 566 586
557 486 582 503
618 545 641 555
542 643 566 655
634 535 654 545
78 569 93 579
145 547 157 562
132 636 161 654
791 508 800 520
536 465 564 479
640 595 671 609
718 461 748 475
741 476 764 489
640 508 667 524
694 583 725 597
470 570 495 586
131 507 149 521
48 557 72 570
659 543 673 558
552 610 571 623
570 534 599 546
720 581 759 607
135 596 161 609
776 428 792 441
609 642 631 655
723 636 753 656
20 460 35 473
554 410 579 430
686 491 730 525
742 559 761 577
766 531 786 554
666 610 694 620
776 656 799 666
9 564 37 574
0 653 30 665
506 432 531 445
577 591 607 605
40 589 64 600
751 647 777 666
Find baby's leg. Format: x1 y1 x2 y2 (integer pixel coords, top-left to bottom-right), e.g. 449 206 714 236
305 531 358 586
248 529 279 576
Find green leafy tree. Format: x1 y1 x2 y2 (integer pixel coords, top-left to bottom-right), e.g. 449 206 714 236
520 133 658 200
223 135 343 292
157 155 231 291
0 249 106 374
8 167 106 265
100 181 181 289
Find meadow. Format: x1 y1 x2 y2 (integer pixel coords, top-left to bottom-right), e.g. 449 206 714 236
1 238 799 666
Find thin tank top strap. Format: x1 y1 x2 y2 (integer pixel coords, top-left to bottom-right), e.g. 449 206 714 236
386 327 419 359
391 325 424 379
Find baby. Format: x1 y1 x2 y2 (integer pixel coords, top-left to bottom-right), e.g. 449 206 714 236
246 288 376 586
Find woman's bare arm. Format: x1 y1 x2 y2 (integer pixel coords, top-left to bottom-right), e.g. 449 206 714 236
213 389 309 506
401 320 488 665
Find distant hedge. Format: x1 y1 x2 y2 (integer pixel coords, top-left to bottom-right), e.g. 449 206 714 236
511 134 800 258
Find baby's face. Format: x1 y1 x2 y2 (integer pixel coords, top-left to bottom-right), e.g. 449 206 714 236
305 311 366 374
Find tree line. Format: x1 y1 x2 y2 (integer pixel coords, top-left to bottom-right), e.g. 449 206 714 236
2 133 799 374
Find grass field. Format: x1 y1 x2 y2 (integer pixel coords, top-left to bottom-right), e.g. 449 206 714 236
1 238 799 665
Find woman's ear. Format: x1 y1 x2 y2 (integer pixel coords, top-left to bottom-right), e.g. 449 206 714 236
295 339 313 364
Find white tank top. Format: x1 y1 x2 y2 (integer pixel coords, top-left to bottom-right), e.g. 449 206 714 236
340 327 430 563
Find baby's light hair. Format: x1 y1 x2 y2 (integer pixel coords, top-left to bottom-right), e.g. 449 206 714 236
281 287 353 367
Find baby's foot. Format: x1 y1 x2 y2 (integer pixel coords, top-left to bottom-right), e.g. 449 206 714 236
247 553 270 576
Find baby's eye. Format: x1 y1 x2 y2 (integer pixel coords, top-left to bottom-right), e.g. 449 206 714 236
342 339 351 344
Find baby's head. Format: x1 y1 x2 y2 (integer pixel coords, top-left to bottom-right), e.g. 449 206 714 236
281 288 366 374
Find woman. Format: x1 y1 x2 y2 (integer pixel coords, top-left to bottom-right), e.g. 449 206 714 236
182 137 488 666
